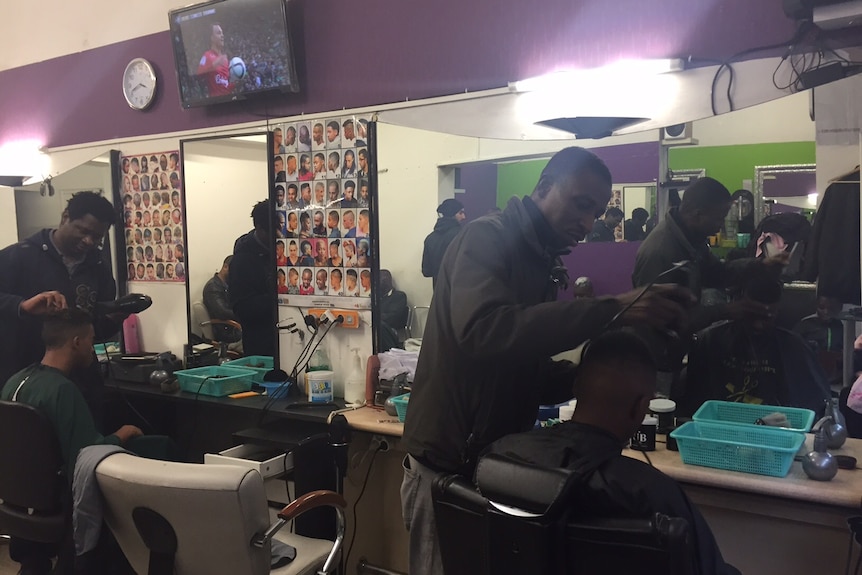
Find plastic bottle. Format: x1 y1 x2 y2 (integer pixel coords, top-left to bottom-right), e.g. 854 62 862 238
345 348 365 405
305 347 331 395
123 314 140 354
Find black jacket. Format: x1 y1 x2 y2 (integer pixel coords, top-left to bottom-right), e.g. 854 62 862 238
0 230 118 407
801 170 860 304
421 217 461 284
483 422 740 575
229 231 276 357
586 219 615 242
403 196 619 474
632 210 749 369
679 321 831 418
203 273 240 343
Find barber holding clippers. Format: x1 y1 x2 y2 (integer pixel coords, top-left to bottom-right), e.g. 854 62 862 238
0 191 123 423
401 147 695 575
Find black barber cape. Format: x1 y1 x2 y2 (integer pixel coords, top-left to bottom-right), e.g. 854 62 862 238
483 422 740 575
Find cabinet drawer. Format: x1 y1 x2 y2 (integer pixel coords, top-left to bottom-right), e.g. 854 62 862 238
204 444 293 479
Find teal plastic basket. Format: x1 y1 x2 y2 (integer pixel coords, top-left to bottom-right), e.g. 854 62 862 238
222 355 274 384
670 421 804 478
390 393 410 423
175 366 256 397
692 400 815 434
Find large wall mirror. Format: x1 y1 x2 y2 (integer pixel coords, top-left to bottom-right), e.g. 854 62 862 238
376 90 817 330
182 133 269 346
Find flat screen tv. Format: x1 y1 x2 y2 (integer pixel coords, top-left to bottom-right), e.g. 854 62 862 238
169 0 299 109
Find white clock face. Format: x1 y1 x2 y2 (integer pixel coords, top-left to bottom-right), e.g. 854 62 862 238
123 58 157 110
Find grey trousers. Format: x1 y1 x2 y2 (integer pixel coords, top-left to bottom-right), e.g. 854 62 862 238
400 454 445 575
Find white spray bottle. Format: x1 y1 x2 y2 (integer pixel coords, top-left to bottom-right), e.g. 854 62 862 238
345 348 366 406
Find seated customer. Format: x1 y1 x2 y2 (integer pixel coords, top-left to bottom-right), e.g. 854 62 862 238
483 330 740 575
202 255 243 351
379 269 409 351
794 296 843 353
0 309 146 575
679 267 831 417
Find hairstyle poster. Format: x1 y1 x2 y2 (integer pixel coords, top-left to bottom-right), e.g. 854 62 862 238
272 116 372 309
120 151 185 283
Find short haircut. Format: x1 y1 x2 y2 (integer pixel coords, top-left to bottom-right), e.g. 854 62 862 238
331 269 342 279
358 149 368 160
130 157 139 166
738 265 782 304
287 126 296 135
276 240 285 248
342 119 354 128
170 153 179 162
605 207 624 219
67 191 115 225
223 255 233 266
344 180 356 191
251 200 273 230
680 177 731 214
535 147 612 194
315 153 325 162
632 207 649 222
288 183 298 192
327 121 340 132
578 330 656 383
347 269 357 279
359 209 369 218
42 308 93 350
288 268 298 277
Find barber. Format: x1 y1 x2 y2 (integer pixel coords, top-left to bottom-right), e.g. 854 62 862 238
0 191 121 426
632 177 786 384
401 147 693 575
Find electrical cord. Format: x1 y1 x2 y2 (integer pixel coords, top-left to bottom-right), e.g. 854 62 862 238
709 21 813 115
344 446 381 569
106 356 155 433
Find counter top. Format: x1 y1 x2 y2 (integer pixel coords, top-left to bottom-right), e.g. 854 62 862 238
340 407 862 510
339 405 404 435
624 436 862 510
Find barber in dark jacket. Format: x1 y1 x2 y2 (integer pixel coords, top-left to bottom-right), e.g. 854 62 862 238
483 331 740 575
421 198 464 286
203 255 241 345
0 191 119 416
401 147 693 575
632 178 780 374
230 200 277 357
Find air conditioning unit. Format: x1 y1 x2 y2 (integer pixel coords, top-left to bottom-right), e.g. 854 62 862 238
784 0 862 29
660 123 696 146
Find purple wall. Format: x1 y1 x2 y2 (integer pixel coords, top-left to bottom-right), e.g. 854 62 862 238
560 241 641 298
762 170 817 197
593 141 660 184
457 164 498 223
0 0 798 149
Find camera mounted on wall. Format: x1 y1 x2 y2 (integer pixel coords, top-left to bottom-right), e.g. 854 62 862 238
39 178 54 197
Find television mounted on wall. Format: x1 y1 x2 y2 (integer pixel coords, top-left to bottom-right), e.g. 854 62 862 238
168 0 299 109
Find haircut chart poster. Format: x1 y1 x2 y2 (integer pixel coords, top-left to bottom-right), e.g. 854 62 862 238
272 116 372 309
120 151 186 283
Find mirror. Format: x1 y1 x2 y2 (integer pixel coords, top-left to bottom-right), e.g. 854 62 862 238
182 134 270 349
377 90 816 317
755 163 817 219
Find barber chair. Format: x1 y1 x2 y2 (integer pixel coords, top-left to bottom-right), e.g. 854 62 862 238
95 452 346 575
0 401 71 570
191 300 242 359
432 453 694 575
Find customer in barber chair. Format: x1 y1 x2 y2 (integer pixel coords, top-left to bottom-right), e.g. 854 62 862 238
483 330 740 575
1 309 176 575
677 266 831 418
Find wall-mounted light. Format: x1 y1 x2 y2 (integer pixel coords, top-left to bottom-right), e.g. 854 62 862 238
0 139 48 184
509 59 685 94
509 59 686 137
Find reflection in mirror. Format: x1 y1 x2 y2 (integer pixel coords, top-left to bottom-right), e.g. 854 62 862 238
755 163 817 220
182 134 270 354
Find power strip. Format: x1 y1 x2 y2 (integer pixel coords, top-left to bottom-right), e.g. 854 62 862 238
308 308 360 328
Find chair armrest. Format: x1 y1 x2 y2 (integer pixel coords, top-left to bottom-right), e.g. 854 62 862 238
201 319 242 331
277 490 346 521
253 490 347 575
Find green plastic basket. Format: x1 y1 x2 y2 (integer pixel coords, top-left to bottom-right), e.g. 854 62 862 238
222 355 274 384
390 393 410 423
670 421 804 478
175 366 256 397
693 400 815 433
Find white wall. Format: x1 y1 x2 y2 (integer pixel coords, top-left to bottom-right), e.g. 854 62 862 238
183 137 268 318
0 187 18 247
1 0 185 71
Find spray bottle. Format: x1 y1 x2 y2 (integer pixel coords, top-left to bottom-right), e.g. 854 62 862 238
345 348 366 405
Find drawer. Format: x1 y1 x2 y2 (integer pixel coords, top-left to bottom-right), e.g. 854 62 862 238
204 444 294 479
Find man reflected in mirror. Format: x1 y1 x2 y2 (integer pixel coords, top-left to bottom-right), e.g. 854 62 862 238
587 206 623 242
229 200 277 357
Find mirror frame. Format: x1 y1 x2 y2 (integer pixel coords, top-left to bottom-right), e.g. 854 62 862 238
753 163 816 224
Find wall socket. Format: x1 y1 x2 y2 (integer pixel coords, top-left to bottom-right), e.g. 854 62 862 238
371 435 390 452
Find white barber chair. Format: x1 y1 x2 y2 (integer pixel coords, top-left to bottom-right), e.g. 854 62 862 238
95 453 345 575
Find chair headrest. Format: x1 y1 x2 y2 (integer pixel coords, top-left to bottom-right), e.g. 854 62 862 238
476 453 579 516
